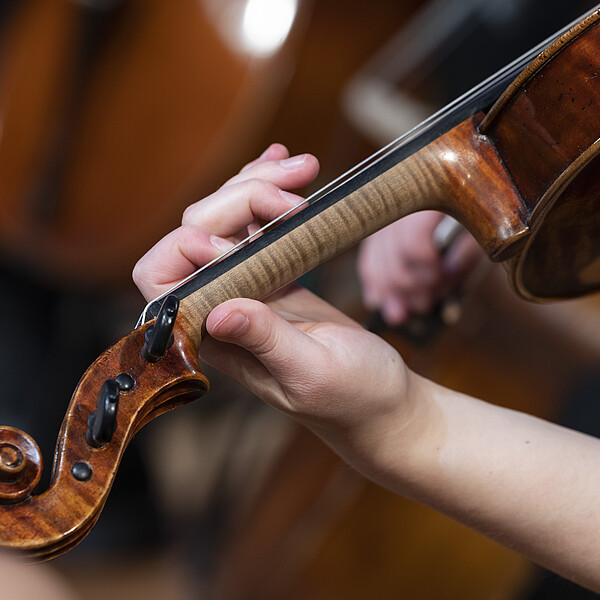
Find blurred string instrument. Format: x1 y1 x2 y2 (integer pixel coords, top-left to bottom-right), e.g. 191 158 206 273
3 1 600 563
0 0 307 286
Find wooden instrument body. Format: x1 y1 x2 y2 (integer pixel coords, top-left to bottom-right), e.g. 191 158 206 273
480 9 600 299
0 0 303 285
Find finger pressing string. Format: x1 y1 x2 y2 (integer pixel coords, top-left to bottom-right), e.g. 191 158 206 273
182 179 305 238
223 152 320 191
133 225 232 300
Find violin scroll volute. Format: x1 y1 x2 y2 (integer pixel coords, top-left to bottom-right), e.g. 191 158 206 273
0 427 42 504
0 298 209 560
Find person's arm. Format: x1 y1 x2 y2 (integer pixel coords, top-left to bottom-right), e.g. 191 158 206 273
134 145 600 592
202 293 600 593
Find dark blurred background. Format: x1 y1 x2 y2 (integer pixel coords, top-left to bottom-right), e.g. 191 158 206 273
1 0 600 598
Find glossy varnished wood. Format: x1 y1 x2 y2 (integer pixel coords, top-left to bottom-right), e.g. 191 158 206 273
0 322 207 560
481 9 600 298
512 149 600 298
180 115 528 344
5 2 600 563
484 15 600 209
481 8 600 207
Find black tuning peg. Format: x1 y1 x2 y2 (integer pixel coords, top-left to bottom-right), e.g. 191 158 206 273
141 295 179 363
86 380 120 448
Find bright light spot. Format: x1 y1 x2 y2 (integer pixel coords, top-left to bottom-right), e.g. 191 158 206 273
241 0 298 56
442 150 458 164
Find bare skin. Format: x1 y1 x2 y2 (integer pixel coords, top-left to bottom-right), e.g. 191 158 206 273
357 211 482 325
134 144 600 592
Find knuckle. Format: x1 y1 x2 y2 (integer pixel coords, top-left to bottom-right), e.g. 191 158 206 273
249 319 280 356
181 202 201 225
131 260 144 285
243 177 278 197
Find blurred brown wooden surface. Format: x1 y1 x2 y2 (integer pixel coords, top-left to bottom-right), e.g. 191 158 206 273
0 0 304 286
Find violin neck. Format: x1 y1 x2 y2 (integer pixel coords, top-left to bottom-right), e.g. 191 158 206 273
172 114 528 345
142 27 554 337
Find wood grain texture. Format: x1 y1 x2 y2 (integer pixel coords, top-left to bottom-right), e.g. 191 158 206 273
7 3 600 562
481 10 600 299
180 115 529 344
0 322 207 560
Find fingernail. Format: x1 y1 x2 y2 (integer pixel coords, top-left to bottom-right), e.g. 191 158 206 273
210 235 235 253
280 154 307 169
212 312 249 338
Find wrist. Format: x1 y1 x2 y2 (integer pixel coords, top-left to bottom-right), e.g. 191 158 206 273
310 369 444 493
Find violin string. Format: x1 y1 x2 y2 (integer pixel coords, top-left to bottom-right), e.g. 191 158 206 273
137 3 599 327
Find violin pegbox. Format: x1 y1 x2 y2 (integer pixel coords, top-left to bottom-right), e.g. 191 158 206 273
0 295 209 560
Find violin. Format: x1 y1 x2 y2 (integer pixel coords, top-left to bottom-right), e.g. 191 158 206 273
3 5 600 560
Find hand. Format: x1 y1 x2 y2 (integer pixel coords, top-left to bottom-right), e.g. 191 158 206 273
134 143 320 301
131 146 600 592
200 286 410 449
133 144 412 459
357 211 483 326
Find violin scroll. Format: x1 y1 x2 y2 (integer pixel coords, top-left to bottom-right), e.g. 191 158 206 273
0 427 42 504
0 298 209 561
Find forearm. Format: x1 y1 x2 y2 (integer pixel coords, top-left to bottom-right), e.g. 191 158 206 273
328 372 600 591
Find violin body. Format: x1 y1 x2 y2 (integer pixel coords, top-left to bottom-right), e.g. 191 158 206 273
3 5 600 560
481 11 600 299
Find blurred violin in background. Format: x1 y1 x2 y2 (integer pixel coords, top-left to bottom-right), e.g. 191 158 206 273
0 0 309 285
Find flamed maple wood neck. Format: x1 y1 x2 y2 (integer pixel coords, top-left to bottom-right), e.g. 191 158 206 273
138 7 595 344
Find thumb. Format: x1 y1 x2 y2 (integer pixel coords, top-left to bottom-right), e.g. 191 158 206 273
205 298 315 384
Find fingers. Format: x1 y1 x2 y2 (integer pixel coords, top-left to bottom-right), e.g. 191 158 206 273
200 288 408 431
358 213 445 325
133 144 319 301
358 211 485 328
183 149 320 239
181 179 303 240
133 225 225 300
239 142 289 172
265 284 361 329
225 148 319 190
